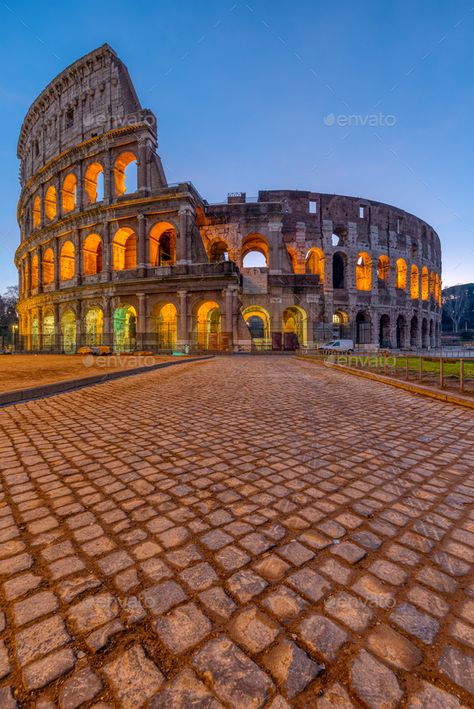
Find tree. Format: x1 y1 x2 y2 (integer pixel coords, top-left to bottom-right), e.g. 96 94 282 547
442 284 469 333
0 285 19 348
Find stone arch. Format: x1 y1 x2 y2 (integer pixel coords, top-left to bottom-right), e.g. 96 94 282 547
43 309 55 351
332 252 346 289
83 234 103 276
429 271 436 299
333 309 349 338
379 314 391 348
84 162 105 204
114 304 137 352
33 195 41 228
429 319 434 348
151 302 178 350
306 248 325 282
242 305 271 346
114 151 137 196
60 241 75 281
421 317 429 349
396 258 407 290
410 265 419 300
396 314 407 349
355 311 371 345
356 252 372 291
282 306 307 348
241 233 269 268
43 247 54 285
62 172 77 213
421 266 429 300
209 239 229 263
113 227 137 270
410 315 418 348
61 309 76 353
45 185 57 221
149 222 177 267
85 306 104 346
377 255 390 288
31 253 39 289
195 300 221 350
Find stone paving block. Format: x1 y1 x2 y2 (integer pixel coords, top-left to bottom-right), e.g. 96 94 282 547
331 541 366 564
350 649 403 709
438 646 474 695
316 683 356 708
324 591 373 632
367 623 423 670
253 554 290 580
16 615 70 664
229 605 279 653
407 679 469 708
141 580 187 615
13 590 58 626
103 644 164 708
287 568 331 602
263 638 324 699
390 603 439 644
226 569 268 603
0 640 11 679
198 586 237 620
450 618 474 649
263 586 308 622
149 667 224 708
58 666 103 709
299 613 348 660
180 561 219 590
155 603 211 653
23 648 76 691
68 593 118 634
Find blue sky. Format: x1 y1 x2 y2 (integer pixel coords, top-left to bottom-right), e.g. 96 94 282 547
1 0 473 291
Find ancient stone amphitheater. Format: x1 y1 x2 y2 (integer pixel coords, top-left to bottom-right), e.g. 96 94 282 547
15 44 442 353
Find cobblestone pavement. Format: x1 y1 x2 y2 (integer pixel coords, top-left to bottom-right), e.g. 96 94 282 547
0 356 473 708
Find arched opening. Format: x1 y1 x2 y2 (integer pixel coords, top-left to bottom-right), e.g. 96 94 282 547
114 152 138 196
421 318 428 349
306 248 325 282
377 256 390 288
429 271 436 299
43 311 55 351
209 240 229 263
23 259 29 295
43 248 54 286
332 252 345 289
85 306 104 347
356 252 372 290
396 315 407 349
429 319 434 348
242 306 271 348
152 303 177 350
379 314 391 348
31 314 39 351
333 310 349 338
113 228 137 270
83 234 103 276
61 310 76 353
196 301 221 350
282 306 307 349
84 162 105 204
31 254 39 289
60 241 75 281
435 275 441 305
421 266 429 301
114 305 137 352
33 196 41 228
395 259 407 290
149 222 177 267
410 265 419 299
45 185 57 221
241 234 269 268
62 173 77 213
410 315 418 348
355 311 371 345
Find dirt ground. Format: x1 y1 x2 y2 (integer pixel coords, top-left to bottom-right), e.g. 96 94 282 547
0 354 188 393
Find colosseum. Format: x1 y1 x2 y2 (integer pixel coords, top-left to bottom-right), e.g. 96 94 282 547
15 44 442 354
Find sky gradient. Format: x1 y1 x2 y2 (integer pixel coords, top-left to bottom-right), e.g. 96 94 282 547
1 0 473 291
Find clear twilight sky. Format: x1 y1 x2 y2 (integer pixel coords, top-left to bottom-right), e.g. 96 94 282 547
0 0 473 291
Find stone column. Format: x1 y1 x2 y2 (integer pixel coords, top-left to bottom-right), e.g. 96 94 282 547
104 151 113 202
26 251 32 297
37 307 43 352
137 141 148 195
74 228 82 285
103 298 112 347
37 245 43 294
177 289 188 349
137 213 146 275
53 302 60 353
54 239 60 288
102 222 112 281
39 183 45 228
136 293 146 350
177 206 191 264
76 300 83 350
55 176 62 220
223 288 235 351
76 161 83 211
269 219 282 273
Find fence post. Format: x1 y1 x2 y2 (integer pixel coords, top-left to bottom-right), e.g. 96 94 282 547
439 358 444 388
418 356 423 383
460 359 464 393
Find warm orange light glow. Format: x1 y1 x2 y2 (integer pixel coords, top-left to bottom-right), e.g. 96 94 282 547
149 222 176 266
429 271 436 298
435 274 441 305
396 258 407 290
241 233 269 267
61 309 76 353
410 264 419 299
196 301 221 349
114 152 137 196
60 240 75 280
84 162 104 204
377 255 390 286
83 233 102 275
356 252 372 291
114 305 137 351
62 173 77 213
282 306 308 346
421 266 429 300
153 303 177 348
113 227 136 270
45 185 57 221
43 247 54 285
33 196 41 228
306 248 325 282
85 306 104 346
242 305 271 343
31 254 38 289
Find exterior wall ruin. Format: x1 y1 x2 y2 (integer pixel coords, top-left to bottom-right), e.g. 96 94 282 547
15 45 442 353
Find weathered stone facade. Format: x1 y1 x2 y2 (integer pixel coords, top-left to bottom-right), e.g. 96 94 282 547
15 44 442 352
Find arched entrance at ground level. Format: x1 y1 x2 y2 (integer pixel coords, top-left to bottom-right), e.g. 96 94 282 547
196 301 221 350
241 306 271 349
421 318 429 349
43 311 55 351
332 310 349 338
379 315 391 348
114 305 137 352
396 315 407 349
429 319 434 348
282 307 307 349
85 307 104 347
152 303 177 350
355 312 371 345
31 314 39 350
410 316 418 348
61 310 76 353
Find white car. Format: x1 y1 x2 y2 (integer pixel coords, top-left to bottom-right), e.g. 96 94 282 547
320 339 354 353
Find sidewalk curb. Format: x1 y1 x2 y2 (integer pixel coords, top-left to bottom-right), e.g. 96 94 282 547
0 356 214 408
297 356 474 410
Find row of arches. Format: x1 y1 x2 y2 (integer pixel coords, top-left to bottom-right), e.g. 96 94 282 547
333 309 440 349
28 151 138 229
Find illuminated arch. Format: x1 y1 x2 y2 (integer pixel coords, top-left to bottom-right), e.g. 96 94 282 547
395 258 407 290
43 247 54 285
377 255 390 287
410 264 419 299
421 266 429 300
62 173 77 213
435 274 441 305
114 152 137 196
61 309 76 353
113 227 137 270
33 196 41 228
43 309 55 351
356 252 372 291
114 304 137 352
84 162 104 204
209 240 229 263
242 305 271 345
31 313 39 351
31 254 39 289
45 185 57 221
241 233 269 268
85 306 104 346
152 302 177 349
149 222 177 267
429 271 436 298
60 241 75 281
306 248 325 282
83 234 103 276
196 301 221 350
282 306 307 347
